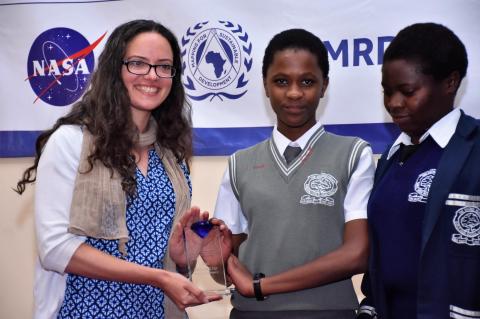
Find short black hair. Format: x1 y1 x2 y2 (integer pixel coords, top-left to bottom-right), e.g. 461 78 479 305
262 29 329 79
383 22 468 81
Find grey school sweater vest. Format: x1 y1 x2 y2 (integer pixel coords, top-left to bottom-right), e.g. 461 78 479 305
229 126 368 311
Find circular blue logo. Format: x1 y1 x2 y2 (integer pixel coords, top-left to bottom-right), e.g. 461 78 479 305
181 20 253 101
27 27 95 107
188 28 242 90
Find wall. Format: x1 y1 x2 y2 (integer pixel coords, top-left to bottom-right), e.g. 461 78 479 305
0 156 363 318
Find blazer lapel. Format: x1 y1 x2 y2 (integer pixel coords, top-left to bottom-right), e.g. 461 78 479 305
371 151 395 196
420 113 477 254
374 154 390 183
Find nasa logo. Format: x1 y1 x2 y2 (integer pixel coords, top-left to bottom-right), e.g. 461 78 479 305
26 27 106 106
181 20 253 101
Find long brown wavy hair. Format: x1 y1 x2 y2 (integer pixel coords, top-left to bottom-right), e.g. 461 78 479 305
16 19 192 195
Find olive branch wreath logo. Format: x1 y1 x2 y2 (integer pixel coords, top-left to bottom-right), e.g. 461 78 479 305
181 20 253 101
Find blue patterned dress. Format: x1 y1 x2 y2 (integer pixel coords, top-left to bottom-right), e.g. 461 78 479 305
58 149 190 319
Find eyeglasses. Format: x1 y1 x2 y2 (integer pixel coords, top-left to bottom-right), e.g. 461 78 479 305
122 60 176 78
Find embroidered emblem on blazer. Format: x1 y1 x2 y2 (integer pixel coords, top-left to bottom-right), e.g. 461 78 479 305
451 206 480 246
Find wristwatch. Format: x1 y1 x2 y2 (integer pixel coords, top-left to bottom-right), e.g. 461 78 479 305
253 272 267 301
356 304 378 318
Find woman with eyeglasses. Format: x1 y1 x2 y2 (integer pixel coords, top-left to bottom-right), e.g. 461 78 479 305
15 19 215 319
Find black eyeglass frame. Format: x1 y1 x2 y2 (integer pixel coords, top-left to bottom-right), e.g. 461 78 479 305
122 60 176 78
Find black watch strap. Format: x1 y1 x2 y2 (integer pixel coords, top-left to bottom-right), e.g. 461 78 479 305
253 272 267 301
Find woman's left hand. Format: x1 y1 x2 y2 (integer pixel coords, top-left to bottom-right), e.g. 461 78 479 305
227 254 255 297
169 207 208 268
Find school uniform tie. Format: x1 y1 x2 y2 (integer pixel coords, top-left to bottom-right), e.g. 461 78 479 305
398 143 421 164
283 145 302 165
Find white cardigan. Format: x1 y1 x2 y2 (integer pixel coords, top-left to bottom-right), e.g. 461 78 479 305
34 125 86 319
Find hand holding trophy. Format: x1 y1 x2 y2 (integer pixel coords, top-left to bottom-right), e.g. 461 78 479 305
170 207 232 299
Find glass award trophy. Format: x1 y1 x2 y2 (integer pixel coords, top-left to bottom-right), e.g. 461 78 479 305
183 220 231 297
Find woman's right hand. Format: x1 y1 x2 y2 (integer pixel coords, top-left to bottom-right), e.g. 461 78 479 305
158 270 217 310
65 244 217 311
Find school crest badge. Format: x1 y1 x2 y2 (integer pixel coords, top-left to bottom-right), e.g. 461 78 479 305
408 168 436 203
452 206 480 246
300 173 338 206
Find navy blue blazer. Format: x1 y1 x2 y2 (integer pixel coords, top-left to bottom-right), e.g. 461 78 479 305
359 111 480 319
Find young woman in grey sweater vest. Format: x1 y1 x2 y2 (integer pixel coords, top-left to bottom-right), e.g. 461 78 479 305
214 29 375 319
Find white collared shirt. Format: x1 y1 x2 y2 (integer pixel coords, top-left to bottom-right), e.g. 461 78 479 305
273 121 323 155
386 108 461 160
214 122 375 234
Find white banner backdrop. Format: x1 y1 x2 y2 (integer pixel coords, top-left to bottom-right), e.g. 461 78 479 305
1 0 479 156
